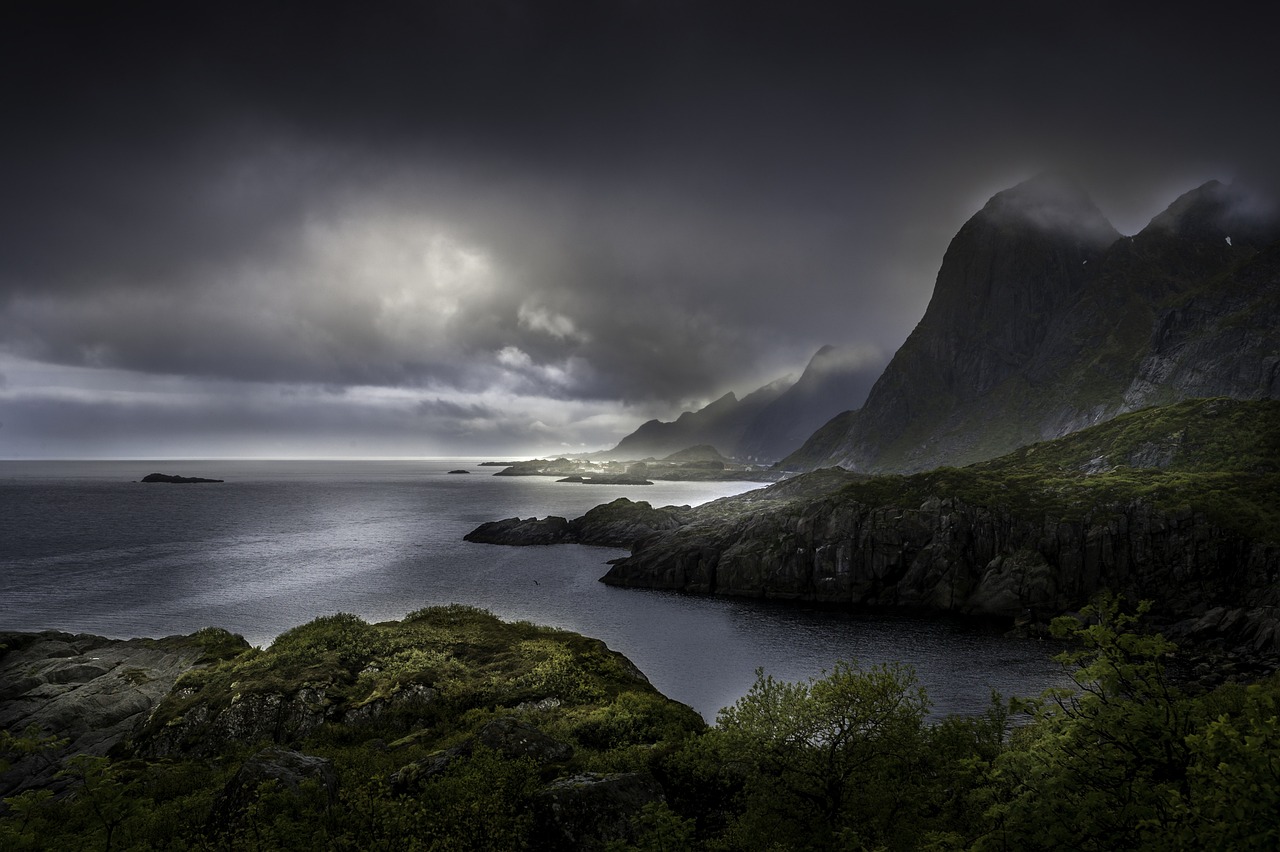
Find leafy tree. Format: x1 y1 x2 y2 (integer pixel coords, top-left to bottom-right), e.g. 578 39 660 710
1173 677 1280 850
979 595 1192 851
709 660 931 850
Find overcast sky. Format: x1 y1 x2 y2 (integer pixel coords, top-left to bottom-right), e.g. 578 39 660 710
2 1 1277 458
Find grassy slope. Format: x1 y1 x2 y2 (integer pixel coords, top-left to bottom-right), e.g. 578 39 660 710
142 605 703 759
832 397 1280 540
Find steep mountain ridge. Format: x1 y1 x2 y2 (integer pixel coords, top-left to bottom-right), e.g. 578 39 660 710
782 177 1280 473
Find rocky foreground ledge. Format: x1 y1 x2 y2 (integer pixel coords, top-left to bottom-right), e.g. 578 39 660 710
0 630 237 798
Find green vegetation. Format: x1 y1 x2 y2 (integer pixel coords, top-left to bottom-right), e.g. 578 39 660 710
2 606 703 850
7 597 1280 849
824 398 1280 540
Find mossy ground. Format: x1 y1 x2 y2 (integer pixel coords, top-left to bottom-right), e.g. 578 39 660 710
2 607 705 850
764 398 1280 542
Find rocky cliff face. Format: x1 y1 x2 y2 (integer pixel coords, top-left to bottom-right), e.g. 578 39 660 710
603 399 1280 648
603 493 1278 627
464 498 691 548
783 177 1280 473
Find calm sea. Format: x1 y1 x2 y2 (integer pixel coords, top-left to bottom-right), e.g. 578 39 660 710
0 459 1067 719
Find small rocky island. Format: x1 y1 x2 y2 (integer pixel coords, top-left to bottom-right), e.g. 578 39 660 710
140 473 224 483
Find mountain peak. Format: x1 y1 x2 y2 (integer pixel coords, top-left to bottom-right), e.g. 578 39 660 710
801 344 880 383
979 173 1118 247
1144 180 1279 245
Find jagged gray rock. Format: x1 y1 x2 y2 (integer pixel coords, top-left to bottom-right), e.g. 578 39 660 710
0 632 211 797
137 681 439 758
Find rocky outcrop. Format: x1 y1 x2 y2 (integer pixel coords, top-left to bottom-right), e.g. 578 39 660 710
388 716 574 794
137 681 439 758
465 515 575 545
0 631 219 797
208 748 339 829
533 772 667 852
465 498 691 548
476 716 574 764
601 399 1280 645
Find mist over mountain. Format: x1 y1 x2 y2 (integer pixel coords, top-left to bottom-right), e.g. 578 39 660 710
605 378 792 461
604 344 884 461
735 345 883 461
782 175 1280 473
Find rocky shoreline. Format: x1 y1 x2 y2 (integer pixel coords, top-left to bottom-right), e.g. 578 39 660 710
464 498 690 548
465 401 1280 672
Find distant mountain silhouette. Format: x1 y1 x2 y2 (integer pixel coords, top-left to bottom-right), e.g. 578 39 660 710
606 345 883 461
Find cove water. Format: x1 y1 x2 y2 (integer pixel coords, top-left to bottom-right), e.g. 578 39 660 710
0 459 1067 720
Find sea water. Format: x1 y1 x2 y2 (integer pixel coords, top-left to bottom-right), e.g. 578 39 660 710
0 459 1067 719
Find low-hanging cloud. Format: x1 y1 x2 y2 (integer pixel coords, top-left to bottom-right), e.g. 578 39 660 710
3 1 1280 457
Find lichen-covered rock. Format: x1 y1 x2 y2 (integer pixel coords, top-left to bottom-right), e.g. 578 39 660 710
138 680 442 757
0 631 222 797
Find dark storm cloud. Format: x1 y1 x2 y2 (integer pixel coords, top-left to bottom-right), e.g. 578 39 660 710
2 0 1279 454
